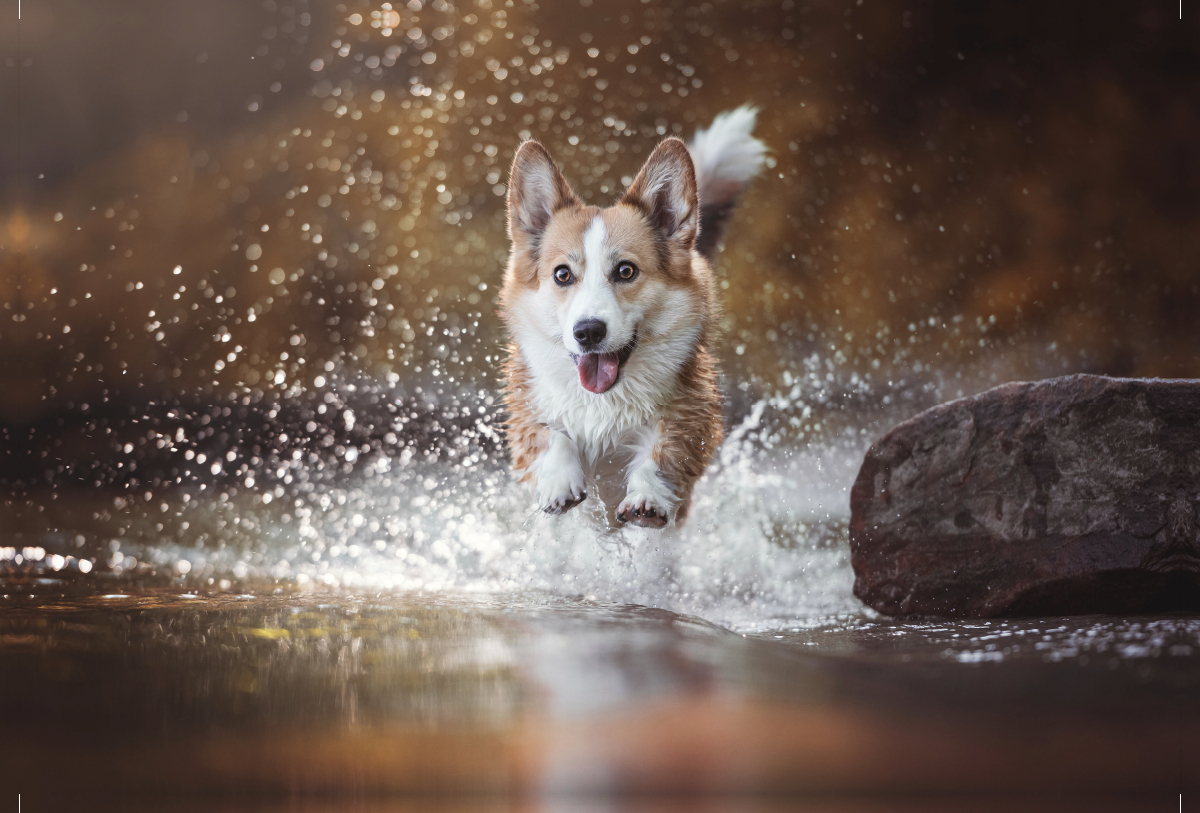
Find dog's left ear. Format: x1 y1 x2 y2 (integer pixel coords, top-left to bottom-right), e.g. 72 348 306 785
621 137 699 250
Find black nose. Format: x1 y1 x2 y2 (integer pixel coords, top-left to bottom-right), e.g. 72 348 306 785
573 318 607 351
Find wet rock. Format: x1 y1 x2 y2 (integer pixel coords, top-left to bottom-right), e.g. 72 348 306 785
850 374 1200 617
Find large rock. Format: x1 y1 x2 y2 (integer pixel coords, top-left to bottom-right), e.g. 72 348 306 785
850 375 1200 617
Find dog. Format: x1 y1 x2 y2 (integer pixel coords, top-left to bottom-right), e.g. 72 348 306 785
498 106 766 528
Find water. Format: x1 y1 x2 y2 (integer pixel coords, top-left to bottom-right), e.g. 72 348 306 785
5 355 887 632
109 418 861 629
67 802 1193 813
10 373 1198 804
3 582 1195 803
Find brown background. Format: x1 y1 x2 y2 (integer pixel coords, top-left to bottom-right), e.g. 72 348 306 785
1 0 1197 431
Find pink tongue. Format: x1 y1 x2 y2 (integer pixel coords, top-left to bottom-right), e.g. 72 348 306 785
577 352 621 393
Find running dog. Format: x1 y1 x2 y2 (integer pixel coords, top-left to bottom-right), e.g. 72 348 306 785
499 106 765 528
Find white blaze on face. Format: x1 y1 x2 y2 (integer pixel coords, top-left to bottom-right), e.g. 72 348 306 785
582 214 608 282
563 215 628 354
560 214 645 395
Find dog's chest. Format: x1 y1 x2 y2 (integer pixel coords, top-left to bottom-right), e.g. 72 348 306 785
530 373 662 451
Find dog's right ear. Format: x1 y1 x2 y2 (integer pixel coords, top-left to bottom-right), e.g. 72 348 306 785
507 141 578 249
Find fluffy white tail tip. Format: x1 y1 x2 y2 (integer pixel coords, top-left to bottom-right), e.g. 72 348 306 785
689 104 767 195
688 105 766 258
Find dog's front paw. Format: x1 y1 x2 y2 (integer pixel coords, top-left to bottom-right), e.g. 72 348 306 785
617 493 671 528
534 432 586 515
542 487 586 515
536 464 586 515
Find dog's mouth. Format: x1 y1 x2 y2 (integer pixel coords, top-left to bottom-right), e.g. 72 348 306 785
571 331 638 394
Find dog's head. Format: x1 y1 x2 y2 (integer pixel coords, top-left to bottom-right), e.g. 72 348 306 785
501 138 708 395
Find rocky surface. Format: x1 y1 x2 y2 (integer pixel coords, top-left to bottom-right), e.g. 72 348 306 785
850 375 1200 617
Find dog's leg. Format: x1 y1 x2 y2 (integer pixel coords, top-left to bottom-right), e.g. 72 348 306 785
533 430 587 514
618 365 723 529
617 424 677 528
618 458 677 528
503 350 585 514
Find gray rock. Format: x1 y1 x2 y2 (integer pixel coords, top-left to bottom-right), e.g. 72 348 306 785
850 374 1200 617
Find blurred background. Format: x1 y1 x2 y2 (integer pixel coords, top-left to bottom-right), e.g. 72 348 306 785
2 0 1197 427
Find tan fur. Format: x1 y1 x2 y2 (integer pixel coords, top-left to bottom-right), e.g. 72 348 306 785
500 343 549 483
648 347 724 524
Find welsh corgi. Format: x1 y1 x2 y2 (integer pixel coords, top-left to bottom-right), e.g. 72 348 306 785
499 106 766 528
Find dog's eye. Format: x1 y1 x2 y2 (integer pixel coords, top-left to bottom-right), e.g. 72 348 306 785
553 265 574 285
615 261 638 281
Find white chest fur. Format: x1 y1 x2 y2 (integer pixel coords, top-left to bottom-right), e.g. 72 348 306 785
525 348 670 460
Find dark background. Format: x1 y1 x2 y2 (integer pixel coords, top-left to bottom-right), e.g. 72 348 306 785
1 0 1197 436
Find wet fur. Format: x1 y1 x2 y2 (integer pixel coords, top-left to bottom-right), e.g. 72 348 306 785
499 110 761 528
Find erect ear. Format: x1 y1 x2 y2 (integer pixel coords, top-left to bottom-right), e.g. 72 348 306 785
621 137 699 250
506 140 579 249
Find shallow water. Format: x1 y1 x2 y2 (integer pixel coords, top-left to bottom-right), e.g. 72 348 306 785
3 582 1197 805
5 384 1200 803
3 382 879 630
46 798 1195 813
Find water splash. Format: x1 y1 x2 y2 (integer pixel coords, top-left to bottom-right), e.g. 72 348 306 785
110 382 868 631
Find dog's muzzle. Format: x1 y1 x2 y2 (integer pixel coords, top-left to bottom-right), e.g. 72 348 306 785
570 330 638 394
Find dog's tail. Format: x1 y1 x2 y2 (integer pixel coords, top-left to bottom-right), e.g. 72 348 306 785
688 105 767 260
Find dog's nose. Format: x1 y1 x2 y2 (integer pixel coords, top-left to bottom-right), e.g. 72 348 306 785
573 318 607 351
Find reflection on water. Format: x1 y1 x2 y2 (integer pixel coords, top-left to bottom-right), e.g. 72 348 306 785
3 586 1196 802
98 798 1185 813
767 615 1200 666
